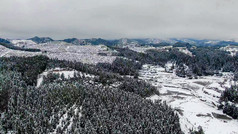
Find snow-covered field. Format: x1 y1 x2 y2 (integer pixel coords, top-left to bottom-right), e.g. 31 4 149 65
139 64 238 134
1 40 117 64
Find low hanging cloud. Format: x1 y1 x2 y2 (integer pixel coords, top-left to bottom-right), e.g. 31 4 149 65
0 0 237 40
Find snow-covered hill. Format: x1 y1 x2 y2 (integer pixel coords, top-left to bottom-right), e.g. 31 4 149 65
36 67 95 88
28 36 54 44
11 39 37 47
1 40 117 65
0 45 41 57
220 45 238 56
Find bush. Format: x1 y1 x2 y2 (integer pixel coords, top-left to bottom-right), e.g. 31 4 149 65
219 86 238 119
223 103 238 119
97 57 142 76
189 126 204 134
119 78 159 97
220 86 238 103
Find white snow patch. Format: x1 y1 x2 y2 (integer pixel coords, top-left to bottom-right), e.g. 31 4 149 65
127 45 155 53
0 45 42 57
220 45 238 56
11 39 37 47
36 68 94 87
177 47 193 56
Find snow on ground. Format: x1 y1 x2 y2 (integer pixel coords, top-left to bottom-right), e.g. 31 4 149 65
220 45 238 56
176 47 193 56
51 104 82 134
0 45 42 57
4 40 117 64
37 68 95 87
132 45 193 56
165 62 176 73
140 64 238 134
10 39 37 47
205 40 220 45
36 42 116 64
157 46 193 56
126 45 156 53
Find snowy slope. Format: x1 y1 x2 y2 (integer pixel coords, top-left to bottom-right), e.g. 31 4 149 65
11 39 37 47
37 68 95 88
0 45 42 57
176 47 193 56
1 41 117 65
220 45 238 56
139 64 238 134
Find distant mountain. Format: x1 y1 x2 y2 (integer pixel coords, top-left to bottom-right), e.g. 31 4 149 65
61 38 81 45
144 38 238 47
213 41 238 47
87 38 238 47
81 38 116 46
5 36 238 47
173 42 193 48
167 38 238 47
28 36 54 44
0 38 11 44
113 38 149 46
61 38 113 45
144 38 176 44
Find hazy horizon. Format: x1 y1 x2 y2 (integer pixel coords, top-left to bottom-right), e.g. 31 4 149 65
2 36 238 42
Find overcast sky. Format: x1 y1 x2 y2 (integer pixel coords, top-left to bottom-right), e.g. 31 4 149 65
0 0 237 40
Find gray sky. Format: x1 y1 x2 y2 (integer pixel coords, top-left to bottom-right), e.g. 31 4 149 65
0 0 238 40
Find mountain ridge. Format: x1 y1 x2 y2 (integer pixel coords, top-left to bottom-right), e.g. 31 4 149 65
2 36 238 47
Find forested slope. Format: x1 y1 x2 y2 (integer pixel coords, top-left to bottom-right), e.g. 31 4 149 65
0 55 182 134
